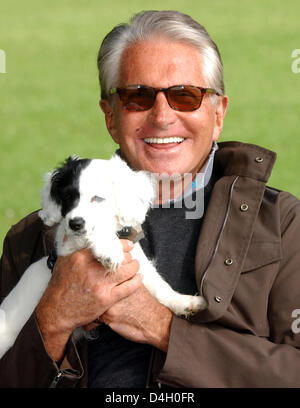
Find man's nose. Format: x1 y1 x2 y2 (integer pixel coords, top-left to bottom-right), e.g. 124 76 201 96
69 217 85 231
148 91 177 128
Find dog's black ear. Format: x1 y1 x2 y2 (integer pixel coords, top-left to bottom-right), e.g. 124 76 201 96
39 155 90 224
64 155 81 166
39 171 62 226
49 156 81 205
39 156 81 225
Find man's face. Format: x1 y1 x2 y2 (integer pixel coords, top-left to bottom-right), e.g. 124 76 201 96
101 39 228 177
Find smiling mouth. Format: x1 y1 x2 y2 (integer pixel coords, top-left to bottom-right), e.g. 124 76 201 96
143 137 185 144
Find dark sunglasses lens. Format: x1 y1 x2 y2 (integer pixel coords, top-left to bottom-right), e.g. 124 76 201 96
168 86 203 111
120 87 155 111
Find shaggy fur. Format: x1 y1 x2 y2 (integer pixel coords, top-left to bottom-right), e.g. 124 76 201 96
0 155 207 357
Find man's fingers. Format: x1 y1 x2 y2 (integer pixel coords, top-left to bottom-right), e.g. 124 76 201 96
122 252 132 265
120 239 134 253
84 273 143 331
110 259 140 285
111 273 143 302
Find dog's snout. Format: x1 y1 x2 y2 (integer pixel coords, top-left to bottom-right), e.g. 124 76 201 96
69 217 85 231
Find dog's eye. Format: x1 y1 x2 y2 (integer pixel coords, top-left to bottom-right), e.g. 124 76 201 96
91 195 105 203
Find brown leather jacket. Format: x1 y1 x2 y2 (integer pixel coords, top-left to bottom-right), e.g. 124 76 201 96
1 141 300 387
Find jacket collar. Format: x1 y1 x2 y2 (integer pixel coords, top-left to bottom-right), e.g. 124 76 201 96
214 141 277 182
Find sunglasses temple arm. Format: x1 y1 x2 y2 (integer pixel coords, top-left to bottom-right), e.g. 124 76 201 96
204 88 221 96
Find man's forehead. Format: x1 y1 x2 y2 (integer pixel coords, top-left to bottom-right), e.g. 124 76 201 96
118 39 206 87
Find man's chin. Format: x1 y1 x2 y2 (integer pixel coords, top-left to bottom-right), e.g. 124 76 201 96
141 162 192 177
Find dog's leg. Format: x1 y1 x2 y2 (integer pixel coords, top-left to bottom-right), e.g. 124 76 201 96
132 244 207 316
0 257 51 358
89 232 125 273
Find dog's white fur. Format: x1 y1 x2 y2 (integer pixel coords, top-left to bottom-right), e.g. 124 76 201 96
0 155 206 358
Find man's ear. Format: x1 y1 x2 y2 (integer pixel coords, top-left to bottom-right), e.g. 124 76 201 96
212 95 229 142
38 172 62 226
100 99 119 143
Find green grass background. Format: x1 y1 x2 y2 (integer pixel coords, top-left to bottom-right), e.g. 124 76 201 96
0 0 299 249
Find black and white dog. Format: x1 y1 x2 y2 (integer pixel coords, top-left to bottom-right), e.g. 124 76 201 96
0 155 207 357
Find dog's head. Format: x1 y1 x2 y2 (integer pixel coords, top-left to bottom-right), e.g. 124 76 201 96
39 155 155 235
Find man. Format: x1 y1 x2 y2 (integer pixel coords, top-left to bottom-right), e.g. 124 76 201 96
1 10 300 387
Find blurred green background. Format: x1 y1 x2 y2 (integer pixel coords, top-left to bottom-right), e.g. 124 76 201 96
0 0 299 249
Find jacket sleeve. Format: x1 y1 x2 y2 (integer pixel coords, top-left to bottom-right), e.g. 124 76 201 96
0 219 84 388
157 193 300 387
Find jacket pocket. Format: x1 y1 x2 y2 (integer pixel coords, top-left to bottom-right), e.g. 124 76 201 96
241 241 282 273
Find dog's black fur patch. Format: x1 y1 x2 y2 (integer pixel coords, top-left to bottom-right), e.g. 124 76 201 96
50 156 91 217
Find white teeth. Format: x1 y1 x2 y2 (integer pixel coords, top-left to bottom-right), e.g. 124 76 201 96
143 137 184 144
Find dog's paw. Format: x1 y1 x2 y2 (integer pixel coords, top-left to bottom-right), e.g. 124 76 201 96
169 294 207 317
99 256 122 273
92 242 124 273
183 295 208 317
95 248 124 273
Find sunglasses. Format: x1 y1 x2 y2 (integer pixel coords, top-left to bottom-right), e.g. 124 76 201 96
109 84 220 112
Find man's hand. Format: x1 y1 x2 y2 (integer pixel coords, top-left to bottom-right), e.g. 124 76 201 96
35 240 142 361
99 285 173 353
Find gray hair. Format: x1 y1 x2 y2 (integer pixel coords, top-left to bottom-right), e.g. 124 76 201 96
97 10 225 104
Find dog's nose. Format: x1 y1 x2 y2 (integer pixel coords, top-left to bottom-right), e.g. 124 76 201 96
69 217 85 231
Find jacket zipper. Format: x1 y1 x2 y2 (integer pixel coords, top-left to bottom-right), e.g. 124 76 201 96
199 176 239 296
146 350 173 388
49 371 63 388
